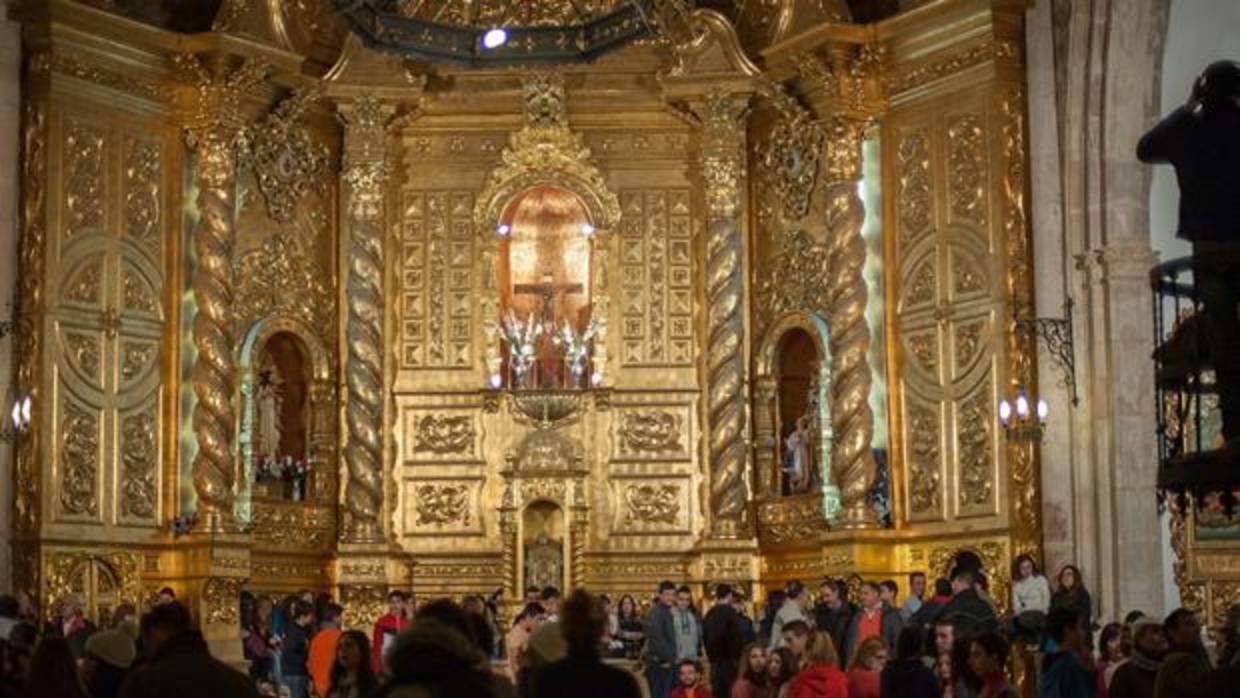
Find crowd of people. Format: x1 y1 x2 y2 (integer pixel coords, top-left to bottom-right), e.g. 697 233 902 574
1 559 1240 698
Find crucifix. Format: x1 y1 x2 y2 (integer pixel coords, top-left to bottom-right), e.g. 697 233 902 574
512 267 583 325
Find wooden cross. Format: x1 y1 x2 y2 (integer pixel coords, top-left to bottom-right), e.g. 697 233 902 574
512 268 583 324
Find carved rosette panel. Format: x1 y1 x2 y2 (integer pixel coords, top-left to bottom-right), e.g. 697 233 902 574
58 398 100 518
619 190 695 366
62 122 105 244
891 102 1001 527
251 502 336 551
202 577 245 626
119 406 158 522
756 495 826 545
613 407 689 459
610 478 690 534
408 413 478 460
400 191 475 369
407 481 480 534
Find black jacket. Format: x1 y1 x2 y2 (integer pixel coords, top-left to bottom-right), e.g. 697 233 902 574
939 590 998 636
118 631 258 698
1137 104 1240 242
643 603 677 667
1108 653 1160 698
702 604 744 666
282 621 312 677
813 601 855 659
530 651 642 698
1049 588 1092 633
880 659 939 698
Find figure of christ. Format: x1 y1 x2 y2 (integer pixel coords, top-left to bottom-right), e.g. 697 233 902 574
512 267 583 388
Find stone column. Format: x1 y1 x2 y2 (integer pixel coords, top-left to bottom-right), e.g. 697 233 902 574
337 96 392 545
0 14 21 592
696 89 753 539
174 53 266 532
819 115 878 530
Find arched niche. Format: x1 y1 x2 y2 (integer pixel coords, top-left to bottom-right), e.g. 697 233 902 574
522 500 567 594
755 312 834 501
238 317 333 516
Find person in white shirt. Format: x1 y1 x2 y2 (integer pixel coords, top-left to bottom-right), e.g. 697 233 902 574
900 572 927 622
769 581 810 650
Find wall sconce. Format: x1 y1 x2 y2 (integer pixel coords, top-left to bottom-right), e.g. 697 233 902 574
1014 298 1079 406
999 389 1048 442
0 391 32 443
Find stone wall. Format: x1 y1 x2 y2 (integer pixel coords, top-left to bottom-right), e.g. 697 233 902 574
0 14 22 593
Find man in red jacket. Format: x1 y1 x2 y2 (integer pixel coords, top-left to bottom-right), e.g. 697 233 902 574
371 590 411 673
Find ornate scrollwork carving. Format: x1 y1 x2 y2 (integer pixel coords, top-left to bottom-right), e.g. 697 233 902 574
120 408 157 520
202 577 245 626
64 123 105 241
947 113 986 224
619 411 682 453
511 429 583 473
413 484 472 527
15 101 46 539
340 585 390 631
234 232 333 336
762 113 823 221
957 388 993 509
123 136 161 255
624 484 680 525
907 403 941 515
60 399 99 517
756 229 829 333
757 495 825 544
251 502 335 550
413 415 475 455
246 88 328 223
64 259 103 306
897 130 931 243
45 551 143 612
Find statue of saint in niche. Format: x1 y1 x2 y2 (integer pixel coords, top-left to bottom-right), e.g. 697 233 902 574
524 532 563 593
255 364 284 463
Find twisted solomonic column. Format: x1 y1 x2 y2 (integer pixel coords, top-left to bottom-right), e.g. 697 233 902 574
700 90 752 537
339 98 391 543
822 116 878 528
178 55 266 531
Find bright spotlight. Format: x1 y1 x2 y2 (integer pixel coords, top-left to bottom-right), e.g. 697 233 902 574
581 223 595 237
482 28 508 49
496 224 511 237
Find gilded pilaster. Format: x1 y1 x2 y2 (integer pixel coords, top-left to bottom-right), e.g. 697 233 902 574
338 96 392 544
820 115 878 529
174 53 267 532
698 89 752 537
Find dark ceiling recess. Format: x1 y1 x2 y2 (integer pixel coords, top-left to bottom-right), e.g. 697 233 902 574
846 0 902 23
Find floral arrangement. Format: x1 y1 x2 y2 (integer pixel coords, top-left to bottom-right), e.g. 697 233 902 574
498 310 544 380
552 319 598 382
255 455 313 483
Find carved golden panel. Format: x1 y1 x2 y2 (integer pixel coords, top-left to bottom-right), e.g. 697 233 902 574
400 191 475 369
234 233 333 337
952 319 988 379
63 255 105 307
404 480 482 535
897 129 932 245
251 503 336 552
410 414 476 458
118 405 157 522
613 407 690 459
619 189 695 366
902 260 937 311
610 478 690 534
956 381 995 515
58 394 100 519
947 113 987 225
903 330 939 378
118 340 157 387
122 135 161 257
756 494 825 545
120 266 159 318
62 329 103 389
906 400 943 519
63 121 105 243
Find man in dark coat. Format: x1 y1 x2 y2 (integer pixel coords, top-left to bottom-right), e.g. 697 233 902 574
530 590 641 698
702 584 744 698
1138 60 1240 447
118 602 258 698
844 581 904 660
907 578 952 630
1108 617 1166 698
939 570 998 636
812 578 855 659
644 581 679 698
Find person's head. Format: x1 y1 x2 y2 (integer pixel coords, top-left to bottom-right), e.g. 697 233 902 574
157 587 176 606
1164 607 1201 651
933 578 952 599
541 586 562 615
1192 60 1240 112
676 585 693 610
414 599 479 648
560 590 606 657
293 600 314 627
803 629 840 668
733 591 748 613
255 596 274 622
26 637 86 698
967 633 1008 678
298 589 315 605
1124 610 1147 626
525 585 541 603
768 646 796 685
1099 622 1124 662
1013 554 1039 580
739 643 767 681
321 602 344 629
879 580 898 605
658 581 677 606
908 573 927 599
676 659 701 687
1057 565 1082 591
140 601 192 655
518 602 545 631
5 622 36 681
715 583 734 604
860 582 881 609
617 594 637 618
950 570 975 596
60 594 82 620
850 636 887 672
786 580 806 605
934 618 956 656
387 590 408 616
335 629 371 674
80 628 136 689
894 626 925 662
781 619 811 659
1046 606 1084 651
1132 617 1169 659
818 579 840 606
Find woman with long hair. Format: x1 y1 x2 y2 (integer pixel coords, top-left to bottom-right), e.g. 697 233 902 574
787 631 847 698
615 594 645 659
950 635 980 698
1008 555 1051 647
24 637 88 698
326 630 378 698
1050 565 1093 647
846 636 887 698
767 646 797 698
731 643 768 698
1095 622 1125 697
967 633 1013 698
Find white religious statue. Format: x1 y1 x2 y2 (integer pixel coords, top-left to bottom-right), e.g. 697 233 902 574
255 367 284 461
783 414 814 494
